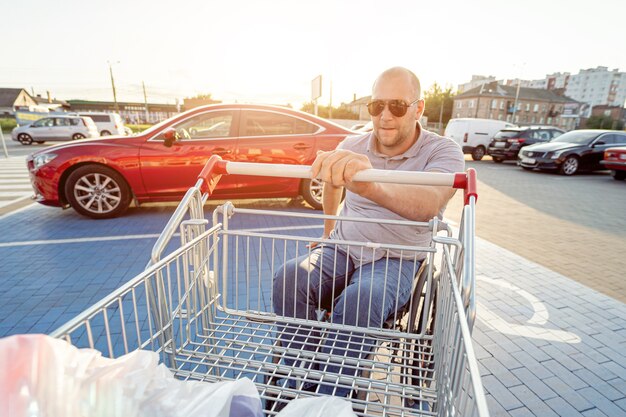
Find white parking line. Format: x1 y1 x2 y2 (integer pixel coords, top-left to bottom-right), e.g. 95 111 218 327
0 224 324 248
0 233 164 248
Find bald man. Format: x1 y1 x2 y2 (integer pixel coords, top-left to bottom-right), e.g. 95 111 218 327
272 67 465 398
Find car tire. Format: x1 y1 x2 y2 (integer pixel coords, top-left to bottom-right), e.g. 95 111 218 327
18 133 33 145
521 166 533 171
72 133 86 140
559 156 579 176
300 178 324 210
612 170 626 181
471 146 486 161
492 157 504 163
101 130 111 136
64 165 132 219
35 141 45 144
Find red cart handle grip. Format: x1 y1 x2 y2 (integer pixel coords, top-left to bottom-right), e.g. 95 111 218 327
453 168 478 205
197 155 228 195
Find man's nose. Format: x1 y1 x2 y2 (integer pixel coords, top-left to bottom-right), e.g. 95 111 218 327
380 104 395 120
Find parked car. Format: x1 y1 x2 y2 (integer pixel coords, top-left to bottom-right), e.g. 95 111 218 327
518 129 626 175
445 118 516 160
12 115 99 145
77 112 127 136
26 104 354 218
600 146 626 180
488 126 564 163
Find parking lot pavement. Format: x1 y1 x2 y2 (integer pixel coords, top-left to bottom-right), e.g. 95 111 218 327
0 199 625 416
446 159 626 303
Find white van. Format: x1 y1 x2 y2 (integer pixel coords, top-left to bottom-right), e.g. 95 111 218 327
444 118 516 160
77 112 126 136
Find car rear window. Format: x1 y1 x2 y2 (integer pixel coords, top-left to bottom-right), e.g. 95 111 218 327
494 130 520 139
89 115 111 123
82 117 97 127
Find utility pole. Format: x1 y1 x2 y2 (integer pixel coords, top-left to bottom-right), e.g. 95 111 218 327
439 98 444 134
511 79 521 123
474 83 484 118
108 61 119 113
510 62 525 124
329 80 333 119
142 81 149 123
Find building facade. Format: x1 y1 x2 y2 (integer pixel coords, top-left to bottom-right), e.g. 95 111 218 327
565 67 626 117
0 88 38 116
453 82 581 130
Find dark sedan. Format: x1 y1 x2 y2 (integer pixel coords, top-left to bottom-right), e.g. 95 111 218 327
518 130 626 175
26 104 354 219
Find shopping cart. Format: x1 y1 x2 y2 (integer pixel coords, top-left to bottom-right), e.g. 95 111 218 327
52 156 488 417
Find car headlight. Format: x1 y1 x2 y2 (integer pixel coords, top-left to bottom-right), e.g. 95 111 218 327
33 153 58 169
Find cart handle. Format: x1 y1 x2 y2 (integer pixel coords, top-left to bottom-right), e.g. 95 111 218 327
199 155 478 205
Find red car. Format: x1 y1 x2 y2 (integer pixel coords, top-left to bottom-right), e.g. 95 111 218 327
27 104 353 218
601 146 626 180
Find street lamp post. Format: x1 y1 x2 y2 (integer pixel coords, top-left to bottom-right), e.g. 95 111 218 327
108 61 120 113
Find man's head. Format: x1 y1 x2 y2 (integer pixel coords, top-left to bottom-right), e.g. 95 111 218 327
369 67 425 156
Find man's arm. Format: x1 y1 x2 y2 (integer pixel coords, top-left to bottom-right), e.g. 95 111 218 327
312 149 457 222
360 183 455 222
322 182 343 237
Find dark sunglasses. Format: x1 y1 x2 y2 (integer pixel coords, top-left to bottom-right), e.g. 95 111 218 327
366 98 420 117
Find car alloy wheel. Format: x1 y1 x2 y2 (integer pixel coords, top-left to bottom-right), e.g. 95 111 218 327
471 146 485 161
18 133 33 145
73 133 86 140
101 130 111 136
65 165 131 219
560 156 579 176
300 178 323 210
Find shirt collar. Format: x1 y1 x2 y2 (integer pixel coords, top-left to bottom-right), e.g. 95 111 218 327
366 122 424 160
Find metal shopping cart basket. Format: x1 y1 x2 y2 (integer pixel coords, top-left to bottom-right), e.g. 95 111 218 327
52 156 488 417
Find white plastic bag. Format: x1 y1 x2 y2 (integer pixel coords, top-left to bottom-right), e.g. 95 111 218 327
277 396 357 417
0 334 263 417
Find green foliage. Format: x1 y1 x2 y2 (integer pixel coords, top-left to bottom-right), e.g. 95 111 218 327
423 83 455 125
188 93 214 100
300 102 358 120
126 124 153 133
585 115 624 130
0 118 17 133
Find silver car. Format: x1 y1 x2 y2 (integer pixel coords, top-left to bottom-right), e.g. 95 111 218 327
12 115 100 145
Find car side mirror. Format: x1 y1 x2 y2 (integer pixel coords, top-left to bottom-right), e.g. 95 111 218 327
162 128 181 148
593 141 605 147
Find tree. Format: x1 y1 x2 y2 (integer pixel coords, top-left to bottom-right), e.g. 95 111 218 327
423 83 455 126
189 93 214 100
300 102 358 119
585 115 624 130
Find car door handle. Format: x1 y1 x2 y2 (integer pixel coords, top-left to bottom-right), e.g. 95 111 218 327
293 143 312 150
213 148 231 155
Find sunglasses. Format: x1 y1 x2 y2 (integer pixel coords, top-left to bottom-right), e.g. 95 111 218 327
366 98 420 117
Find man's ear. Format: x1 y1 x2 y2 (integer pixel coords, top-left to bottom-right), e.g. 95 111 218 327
415 99 425 119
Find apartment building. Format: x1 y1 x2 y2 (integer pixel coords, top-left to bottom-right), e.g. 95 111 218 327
453 82 580 130
457 75 497 94
565 67 626 116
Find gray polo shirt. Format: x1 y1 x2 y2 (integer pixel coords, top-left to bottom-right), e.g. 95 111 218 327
330 125 465 264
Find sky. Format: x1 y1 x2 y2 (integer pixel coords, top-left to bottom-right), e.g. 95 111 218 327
1 0 625 109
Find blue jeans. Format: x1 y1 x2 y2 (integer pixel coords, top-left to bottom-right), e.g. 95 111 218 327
272 245 419 397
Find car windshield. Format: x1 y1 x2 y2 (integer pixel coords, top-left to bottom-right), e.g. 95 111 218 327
551 131 600 145
494 130 520 139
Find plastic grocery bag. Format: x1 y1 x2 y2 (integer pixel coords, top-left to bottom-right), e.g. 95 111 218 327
0 334 262 417
277 396 357 417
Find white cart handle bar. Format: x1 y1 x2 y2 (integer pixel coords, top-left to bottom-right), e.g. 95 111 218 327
199 155 478 205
